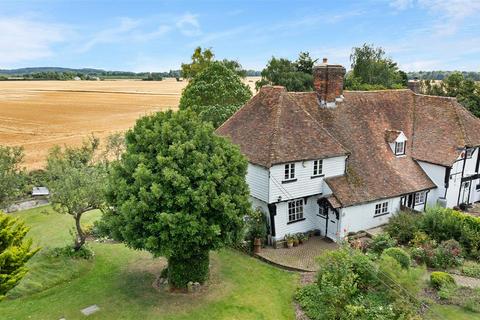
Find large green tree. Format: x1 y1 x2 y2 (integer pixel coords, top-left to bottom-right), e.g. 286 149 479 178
179 61 252 112
255 53 315 92
420 72 480 117
45 137 107 251
0 146 25 208
181 46 246 79
345 43 406 90
0 212 38 300
101 110 251 288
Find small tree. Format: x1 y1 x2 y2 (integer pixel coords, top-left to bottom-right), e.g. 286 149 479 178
46 137 107 251
0 146 25 208
179 61 252 111
101 110 251 288
0 212 39 300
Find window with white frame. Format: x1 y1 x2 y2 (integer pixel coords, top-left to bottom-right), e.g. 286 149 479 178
374 201 389 217
414 191 426 205
395 141 406 155
313 159 323 176
318 206 326 217
288 199 304 222
284 163 295 181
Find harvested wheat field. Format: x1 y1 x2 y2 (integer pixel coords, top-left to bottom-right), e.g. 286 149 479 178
0 77 259 170
0 79 187 169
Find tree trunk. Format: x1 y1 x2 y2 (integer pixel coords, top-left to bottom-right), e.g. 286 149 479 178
73 213 85 251
167 250 210 289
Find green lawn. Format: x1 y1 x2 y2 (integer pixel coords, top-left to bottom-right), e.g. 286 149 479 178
1 206 298 320
427 304 479 320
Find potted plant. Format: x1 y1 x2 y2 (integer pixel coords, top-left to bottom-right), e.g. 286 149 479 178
298 233 306 244
285 234 294 248
293 234 299 247
247 209 268 253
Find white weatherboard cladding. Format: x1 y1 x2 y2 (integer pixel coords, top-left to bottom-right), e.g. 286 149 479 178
273 195 322 241
268 156 346 203
339 197 402 237
246 163 269 202
418 161 446 198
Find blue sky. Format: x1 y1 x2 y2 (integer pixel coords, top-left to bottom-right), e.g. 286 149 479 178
1 0 479 72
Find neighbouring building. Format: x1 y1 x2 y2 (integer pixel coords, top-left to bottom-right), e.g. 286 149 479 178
216 59 480 245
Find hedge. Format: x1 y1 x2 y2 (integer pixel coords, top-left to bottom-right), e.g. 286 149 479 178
430 271 455 289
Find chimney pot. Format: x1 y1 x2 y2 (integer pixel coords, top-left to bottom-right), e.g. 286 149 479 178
322 58 328 63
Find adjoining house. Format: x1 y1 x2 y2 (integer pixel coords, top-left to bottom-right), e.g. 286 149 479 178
216 59 480 245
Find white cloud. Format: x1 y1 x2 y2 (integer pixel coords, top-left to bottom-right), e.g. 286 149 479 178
0 17 66 66
79 17 141 52
176 13 201 36
390 0 414 10
391 0 480 35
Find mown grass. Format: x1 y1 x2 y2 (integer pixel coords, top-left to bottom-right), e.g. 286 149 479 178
427 304 479 320
1 206 297 320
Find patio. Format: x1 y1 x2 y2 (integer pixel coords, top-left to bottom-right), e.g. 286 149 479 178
255 236 338 272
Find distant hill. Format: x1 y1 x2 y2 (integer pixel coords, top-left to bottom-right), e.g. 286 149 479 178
0 67 106 75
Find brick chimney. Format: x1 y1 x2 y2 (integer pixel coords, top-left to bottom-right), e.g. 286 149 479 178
313 58 346 107
407 80 421 94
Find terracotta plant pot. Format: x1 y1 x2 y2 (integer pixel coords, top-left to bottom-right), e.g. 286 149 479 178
253 238 262 253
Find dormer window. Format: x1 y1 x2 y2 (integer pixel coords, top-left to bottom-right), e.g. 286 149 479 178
395 141 406 156
386 129 407 156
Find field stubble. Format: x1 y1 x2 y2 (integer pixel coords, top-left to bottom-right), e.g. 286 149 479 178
0 77 259 169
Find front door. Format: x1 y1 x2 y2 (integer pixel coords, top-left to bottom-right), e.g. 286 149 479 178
326 209 338 241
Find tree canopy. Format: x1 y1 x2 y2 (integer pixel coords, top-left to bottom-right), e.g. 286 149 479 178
255 52 316 92
101 109 251 288
420 72 480 117
45 136 107 251
0 146 25 208
0 212 39 300
179 61 252 111
345 43 406 90
181 47 246 79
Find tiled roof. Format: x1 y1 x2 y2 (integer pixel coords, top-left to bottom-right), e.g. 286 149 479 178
216 88 480 207
216 86 348 167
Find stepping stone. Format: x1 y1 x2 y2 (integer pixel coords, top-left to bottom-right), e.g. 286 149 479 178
81 305 100 316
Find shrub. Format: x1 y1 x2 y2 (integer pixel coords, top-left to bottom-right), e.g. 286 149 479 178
245 208 268 241
421 207 480 258
434 239 463 269
438 283 456 300
383 247 411 269
369 233 397 254
430 271 455 289
167 251 210 288
385 211 421 244
52 245 94 260
461 261 480 278
378 255 424 298
295 285 324 320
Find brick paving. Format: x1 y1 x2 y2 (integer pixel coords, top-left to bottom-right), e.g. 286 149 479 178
256 236 338 272
468 203 480 217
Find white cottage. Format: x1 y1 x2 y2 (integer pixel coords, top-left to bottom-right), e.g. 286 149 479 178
216 59 480 245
